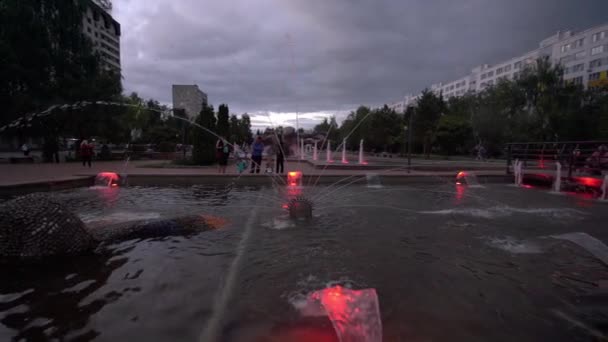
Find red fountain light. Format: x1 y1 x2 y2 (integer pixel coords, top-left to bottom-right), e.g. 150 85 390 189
309 286 382 342
456 171 467 185
97 172 120 187
288 171 303 187
574 176 603 188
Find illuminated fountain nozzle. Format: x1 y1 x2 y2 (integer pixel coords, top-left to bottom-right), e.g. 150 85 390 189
286 196 313 219
287 171 303 187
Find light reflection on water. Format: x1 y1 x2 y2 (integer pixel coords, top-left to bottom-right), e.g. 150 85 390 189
0 184 607 341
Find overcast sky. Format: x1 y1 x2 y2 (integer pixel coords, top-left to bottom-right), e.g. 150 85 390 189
113 0 608 128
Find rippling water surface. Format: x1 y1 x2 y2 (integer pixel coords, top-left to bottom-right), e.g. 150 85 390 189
1 183 607 341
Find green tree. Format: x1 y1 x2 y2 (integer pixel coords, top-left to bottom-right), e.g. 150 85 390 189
0 0 121 127
313 116 340 142
340 106 372 150
414 89 445 157
367 105 403 152
192 103 216 165
216 104 230 138
435 115 473 156
240 114 253 144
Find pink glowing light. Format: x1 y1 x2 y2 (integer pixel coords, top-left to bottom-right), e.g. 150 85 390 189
341 160 349 164
455 182 466 202
288 171 303 186
309 286 382 342
574 176 602 188
97 172 120 187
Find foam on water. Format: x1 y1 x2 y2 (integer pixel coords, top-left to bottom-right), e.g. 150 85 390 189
486 236 543 254
79 211 162 223
261 216 296 230
550 232 608 266
421 206 586 220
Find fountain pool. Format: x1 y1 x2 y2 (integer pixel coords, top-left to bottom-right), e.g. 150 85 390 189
1 183 607 341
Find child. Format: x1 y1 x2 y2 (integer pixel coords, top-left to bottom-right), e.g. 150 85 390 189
236 149 248 174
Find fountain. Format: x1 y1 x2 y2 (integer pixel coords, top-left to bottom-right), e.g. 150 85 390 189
326 140 333 163
313 141 318 161
455 171 483 188
358 139 366 165
95 172 120 187
601 175 608 201
341 139 348 164
309 286 382 342
553 162 562 193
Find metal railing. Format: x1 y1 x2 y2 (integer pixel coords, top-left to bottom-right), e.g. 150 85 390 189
505 141 608 177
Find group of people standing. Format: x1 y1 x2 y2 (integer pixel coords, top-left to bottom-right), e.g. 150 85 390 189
20 139 94 167
215 135 285 174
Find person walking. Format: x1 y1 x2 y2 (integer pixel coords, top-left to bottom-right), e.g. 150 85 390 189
21 143 30 156
250 136 264 174
80 140 93 168
276 136 285 174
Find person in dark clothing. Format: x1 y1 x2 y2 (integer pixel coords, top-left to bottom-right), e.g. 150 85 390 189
216 138 230 174
80 140 93 168
276 137 285 174
49 137 59 163
250 136 264 174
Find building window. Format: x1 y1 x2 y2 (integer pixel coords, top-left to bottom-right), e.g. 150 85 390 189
561 43 571 53
575 51 586 59
488 71 494 77
590 58 602 68
592 31 607 42
591 45 605 55
575 38 585 48
95 32 98 37
87 27 92 33
573 63 585 72
572 76 583 85
560 55 575 64
87 18 92 24
513 71 521 79
589 72 601 81
504 65 512 72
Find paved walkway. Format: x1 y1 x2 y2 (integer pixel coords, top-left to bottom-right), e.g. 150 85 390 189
0 159 512 186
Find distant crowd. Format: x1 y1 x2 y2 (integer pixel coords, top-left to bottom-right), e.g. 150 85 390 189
215 135 285 175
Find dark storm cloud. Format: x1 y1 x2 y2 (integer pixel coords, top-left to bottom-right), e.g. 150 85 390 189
115 0 608 120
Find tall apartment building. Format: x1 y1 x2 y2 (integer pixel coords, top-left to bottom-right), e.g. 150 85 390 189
82 1 121 71
172 85 208 118
395 22 608 109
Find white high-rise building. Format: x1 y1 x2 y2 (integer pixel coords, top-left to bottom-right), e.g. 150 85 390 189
82 1 121 71
394 22 608 107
